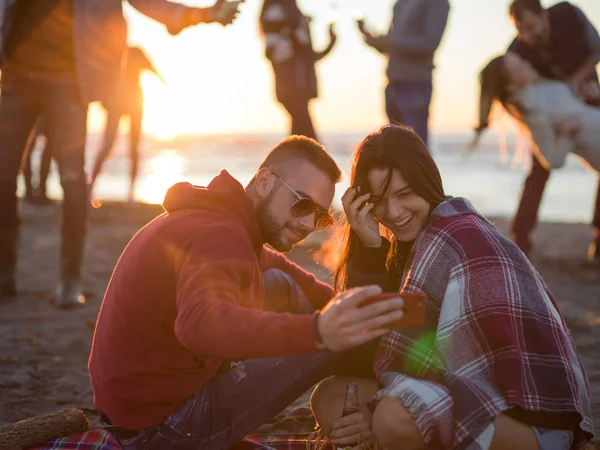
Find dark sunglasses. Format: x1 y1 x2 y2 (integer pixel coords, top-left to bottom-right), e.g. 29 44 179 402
272 173 334 232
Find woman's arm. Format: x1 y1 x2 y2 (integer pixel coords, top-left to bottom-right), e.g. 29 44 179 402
346 238 392 291
314 25 337 61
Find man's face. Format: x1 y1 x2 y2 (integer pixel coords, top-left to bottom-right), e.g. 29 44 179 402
513 10 549 47
256 162 335 252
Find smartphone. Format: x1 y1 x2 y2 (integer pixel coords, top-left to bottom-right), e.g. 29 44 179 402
359 292 426 328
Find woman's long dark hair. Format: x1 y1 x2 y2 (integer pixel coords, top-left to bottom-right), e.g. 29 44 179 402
472 55 526 149
333 125 447 292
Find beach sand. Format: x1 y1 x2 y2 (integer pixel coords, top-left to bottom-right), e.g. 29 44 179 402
0 201 599 442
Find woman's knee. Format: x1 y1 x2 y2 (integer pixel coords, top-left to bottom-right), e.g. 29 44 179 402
310 376 348 430
372 397 424 450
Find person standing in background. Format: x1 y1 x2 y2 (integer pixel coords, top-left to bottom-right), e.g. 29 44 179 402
507 0 600 262
260 0 337 142
358 0 450 147
90 46 166 203
0 0 240 307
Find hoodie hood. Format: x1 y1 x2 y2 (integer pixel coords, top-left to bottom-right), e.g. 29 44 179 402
162 170 263 251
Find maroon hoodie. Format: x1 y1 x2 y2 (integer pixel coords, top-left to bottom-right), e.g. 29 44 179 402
88 171 334 430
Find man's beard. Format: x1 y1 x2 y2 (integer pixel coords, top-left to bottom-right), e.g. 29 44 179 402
256 197 292 252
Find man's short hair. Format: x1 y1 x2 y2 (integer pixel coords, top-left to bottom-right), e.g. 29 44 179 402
256 135 342 183
509 0 545 21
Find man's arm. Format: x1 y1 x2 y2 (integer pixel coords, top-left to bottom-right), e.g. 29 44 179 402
567 6 600 91
314 25 337 62
174 229 318 360
261 246 334 309
127 0 229 35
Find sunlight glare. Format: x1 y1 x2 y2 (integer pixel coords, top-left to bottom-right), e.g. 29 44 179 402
136 150 185 204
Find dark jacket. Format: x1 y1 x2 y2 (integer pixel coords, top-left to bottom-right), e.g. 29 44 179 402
508 2 599 85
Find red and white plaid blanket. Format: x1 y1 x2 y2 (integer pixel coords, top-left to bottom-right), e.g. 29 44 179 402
372 198 593 449
32 430 331 450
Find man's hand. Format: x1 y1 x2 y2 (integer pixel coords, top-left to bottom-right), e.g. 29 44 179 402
331 405 375 450
317 285 404 352
171 0 241 33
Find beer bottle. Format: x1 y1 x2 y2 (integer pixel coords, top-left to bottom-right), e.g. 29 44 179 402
336 383 359 450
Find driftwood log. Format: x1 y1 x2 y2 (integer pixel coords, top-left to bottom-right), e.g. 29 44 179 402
0 408 89 450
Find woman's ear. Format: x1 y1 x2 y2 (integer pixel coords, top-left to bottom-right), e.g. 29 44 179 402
254 167 276 200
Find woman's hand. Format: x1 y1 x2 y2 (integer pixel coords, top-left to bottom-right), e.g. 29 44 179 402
330 405 376 450
341 187 382 248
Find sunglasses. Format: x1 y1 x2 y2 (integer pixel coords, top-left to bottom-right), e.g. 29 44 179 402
272 173 334 232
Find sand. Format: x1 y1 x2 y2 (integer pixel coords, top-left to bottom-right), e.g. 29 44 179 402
0 201 599 442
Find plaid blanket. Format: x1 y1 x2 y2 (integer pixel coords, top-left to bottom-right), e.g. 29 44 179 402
368 198 593 449
31 430 331 450
31 429 121 450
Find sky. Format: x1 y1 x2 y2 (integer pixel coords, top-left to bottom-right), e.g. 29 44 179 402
88 0 600 138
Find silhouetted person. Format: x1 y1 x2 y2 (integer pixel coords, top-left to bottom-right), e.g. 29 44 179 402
260 0 336 141
90 46 165 202
22 116 53 205
507 0 600 261
0 0 239 306
358 0 449 146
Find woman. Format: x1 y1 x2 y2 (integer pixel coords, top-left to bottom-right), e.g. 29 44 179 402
310 125 593 449
259 0 336 141
473 51 600 173
90 47 165 202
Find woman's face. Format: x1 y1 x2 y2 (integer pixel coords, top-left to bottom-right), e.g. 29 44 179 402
504 52 538 89
367 167 431 242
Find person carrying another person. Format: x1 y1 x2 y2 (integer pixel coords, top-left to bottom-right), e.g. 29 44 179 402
310 125 593 450
474 51 600 183
357 0 450 146
88 135 406 449
495 0 599 261
260 0 337 142
0 0 240 306
90 46 166 202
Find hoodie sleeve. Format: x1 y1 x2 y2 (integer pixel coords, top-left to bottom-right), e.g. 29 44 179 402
174 228 318 360
261 247 334 310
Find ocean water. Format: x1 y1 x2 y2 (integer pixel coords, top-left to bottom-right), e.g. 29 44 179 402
22 131 598 224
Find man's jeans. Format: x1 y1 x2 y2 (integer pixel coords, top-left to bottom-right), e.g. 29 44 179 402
101 269 375 450
0 68 89 233
385 80 433 147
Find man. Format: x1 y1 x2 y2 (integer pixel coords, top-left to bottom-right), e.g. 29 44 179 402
0 0 240 306
358 0 450 146
508 0 600 262
88 136 404 449
90 46 166 202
